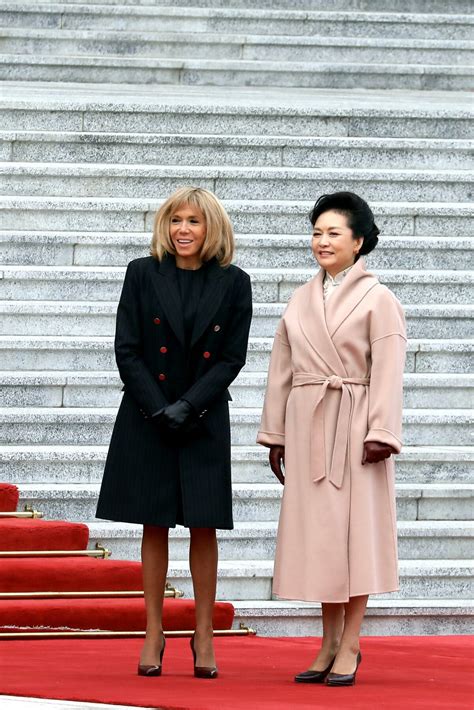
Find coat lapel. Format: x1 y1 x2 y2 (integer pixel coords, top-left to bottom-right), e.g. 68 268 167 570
296 258 379 376
297 268 348 376
325 258 379 338
190 258 228 347
152 255 185 346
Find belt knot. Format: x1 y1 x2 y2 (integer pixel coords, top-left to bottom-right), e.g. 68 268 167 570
327 375 343 389
291 372 369 489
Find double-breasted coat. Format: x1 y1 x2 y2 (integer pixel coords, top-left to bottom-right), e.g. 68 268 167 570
257 258 406 603
96 254 252 529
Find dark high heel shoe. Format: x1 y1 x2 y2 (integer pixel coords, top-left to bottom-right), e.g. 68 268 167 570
137 633 166 677
190 633 218 679
326 651 362 686
294 656 336 684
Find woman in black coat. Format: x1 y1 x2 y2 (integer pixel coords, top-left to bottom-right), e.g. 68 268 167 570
96 186 252 678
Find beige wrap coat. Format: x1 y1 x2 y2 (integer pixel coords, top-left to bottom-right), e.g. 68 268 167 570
257 258 406 603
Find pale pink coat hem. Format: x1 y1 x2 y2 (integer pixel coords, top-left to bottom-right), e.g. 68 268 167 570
272 584 401 605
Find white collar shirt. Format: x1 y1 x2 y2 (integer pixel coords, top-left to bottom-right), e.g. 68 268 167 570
323 265 354 303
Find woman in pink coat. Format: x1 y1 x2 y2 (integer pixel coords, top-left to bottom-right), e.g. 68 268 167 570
257 192 406 686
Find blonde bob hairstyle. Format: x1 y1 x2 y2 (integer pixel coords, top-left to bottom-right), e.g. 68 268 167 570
151 186 235 267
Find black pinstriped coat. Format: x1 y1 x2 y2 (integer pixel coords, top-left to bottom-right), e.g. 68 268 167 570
96 254 252 529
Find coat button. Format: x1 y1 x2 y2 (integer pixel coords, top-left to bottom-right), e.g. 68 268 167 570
203 351 211 359
160 346 167 354
158 373 166 381
153 317 161 325
213 325 221 332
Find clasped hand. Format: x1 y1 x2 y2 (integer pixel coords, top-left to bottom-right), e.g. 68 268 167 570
153 399 200 435
269 441 395 484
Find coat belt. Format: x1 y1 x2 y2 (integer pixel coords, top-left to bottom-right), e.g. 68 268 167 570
292 373 370 489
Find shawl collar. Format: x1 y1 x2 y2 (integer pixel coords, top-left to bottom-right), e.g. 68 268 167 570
298 268 347 376
297 258 378 376
325 258 379 338
152 254 228 348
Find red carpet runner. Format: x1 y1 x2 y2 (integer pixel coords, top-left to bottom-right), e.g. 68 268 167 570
0 598 232 633
0 482 19 511
0 481 234 632
0 517 89 550
0 636 472 710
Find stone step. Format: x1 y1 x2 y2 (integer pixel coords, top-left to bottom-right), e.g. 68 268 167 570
0 300 117 337
0 371 472 410
14 0 472 12
1 54 472 90
231 599 473 636
234 236 474 272
0 335 470 374
2 132 472 171
232 408 473 447
2 84 472 139
2 5 473 41
260 269 474 305
166 559 473 601
2 163 472 203
1 300 471 339
1 266 471 305
20 482 473 525
232 373 474 409
1 444 471 486
0 335 117 371
251 303 473 339
1 231 472 271
2 29 472 67
1 407 471 446
86 520 474 561
1 196 472 236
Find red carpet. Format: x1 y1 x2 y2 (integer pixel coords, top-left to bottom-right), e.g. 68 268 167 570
0 636 471 710
0 486 234 634
0 482 19 511
0 556 144 592
0 518 89 550
0 480 234 635
0 597 234 633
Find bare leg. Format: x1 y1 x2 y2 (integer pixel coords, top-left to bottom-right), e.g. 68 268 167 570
307 603 344 671
139 524 169 666
189 527 218 668
330 594 368 674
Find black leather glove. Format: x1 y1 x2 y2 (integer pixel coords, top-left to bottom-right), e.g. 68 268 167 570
153 399 200 435
269 445 285 485
362 441 396 465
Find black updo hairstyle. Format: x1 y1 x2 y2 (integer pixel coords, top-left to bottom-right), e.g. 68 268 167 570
309 191 379 260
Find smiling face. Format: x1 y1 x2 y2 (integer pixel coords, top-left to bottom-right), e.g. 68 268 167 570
169 203 207 269
311 210 364 277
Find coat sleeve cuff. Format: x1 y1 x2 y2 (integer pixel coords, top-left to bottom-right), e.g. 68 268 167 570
364 428 402 454
256 431 285 448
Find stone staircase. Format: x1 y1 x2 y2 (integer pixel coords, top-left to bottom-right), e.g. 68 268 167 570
0 0 472 635
1 1 473 89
